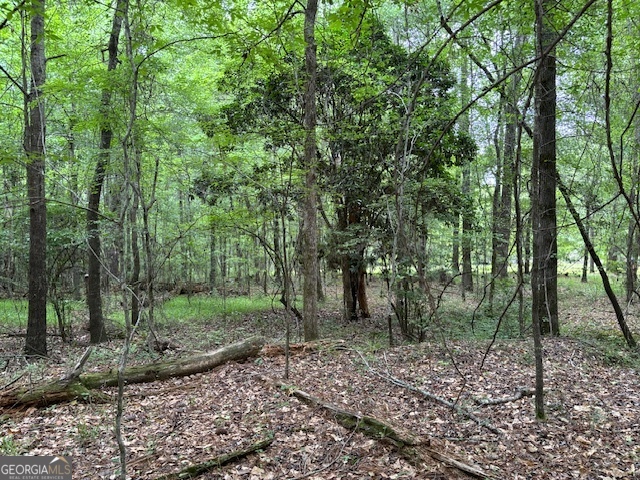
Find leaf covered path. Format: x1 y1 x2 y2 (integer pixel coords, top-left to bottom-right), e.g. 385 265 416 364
3 335 639 479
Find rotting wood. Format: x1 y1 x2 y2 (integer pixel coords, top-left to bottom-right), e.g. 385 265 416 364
154 435 274 480
0 336 265 409
259 375 496 479
261 339 345 357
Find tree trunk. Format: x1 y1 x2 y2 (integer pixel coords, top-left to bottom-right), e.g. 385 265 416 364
460 57 473 294
129 192 141 325
514 122 526 336
86 0 128 344
530 0 559 421
209 228 217 289
494 41 522 281
341 251 356 321
1 337 266 408
489 105 504 300
489 108 504 308
452 225 460 274
301 0 319 341
24 0 47 358
626 56 640 302
155 436 274 480
357 266 370 318
338 202 370 321
532 0 558 338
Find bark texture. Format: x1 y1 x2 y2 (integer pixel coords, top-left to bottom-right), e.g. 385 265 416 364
301 0 319 341
24 0 47 358
531 0 558 337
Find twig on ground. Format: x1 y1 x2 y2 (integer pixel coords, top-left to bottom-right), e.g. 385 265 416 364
289 421 359 480
355 350 503 436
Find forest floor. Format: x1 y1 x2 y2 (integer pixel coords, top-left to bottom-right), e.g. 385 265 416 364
1 280 640 479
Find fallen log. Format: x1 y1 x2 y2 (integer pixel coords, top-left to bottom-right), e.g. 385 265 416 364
1 336 265 409
259 375 495 479
154 435 274 480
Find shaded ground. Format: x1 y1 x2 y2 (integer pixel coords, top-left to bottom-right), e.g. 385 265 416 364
1 282 639 479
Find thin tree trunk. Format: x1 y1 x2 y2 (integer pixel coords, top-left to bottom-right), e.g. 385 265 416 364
489 106 504 308
452 225 460 274
301 0 319 341
514 122 526 336
210 229 217 288
86 0 128 344
558 174 637 350
495 39 522 281
581 247 588 283
460 57 473 294
129 184 141 325
24 0 47 358
626 49 640 302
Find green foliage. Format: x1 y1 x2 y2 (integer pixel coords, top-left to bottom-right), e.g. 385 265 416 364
0 299 29 327
0 435 21 456
159 294 280 323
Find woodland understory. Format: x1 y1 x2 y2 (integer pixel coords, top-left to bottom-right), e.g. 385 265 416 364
1 282 639 480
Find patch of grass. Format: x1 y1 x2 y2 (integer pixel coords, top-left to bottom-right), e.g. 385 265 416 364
0 299 29 327
557 274 624 302
0 435 21 455
563 324 640 367
75 422 101 447
158 294 280 325
0 298 85 331
436 298 524 341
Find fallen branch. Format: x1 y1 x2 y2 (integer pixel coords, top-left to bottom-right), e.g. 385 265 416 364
261 339 345 357
473 387 535 406
0 336 265 408
60 346 94 384
355 351 502 435
261 374 418 448
382 373 503 435
155 435 274 480
259 375 495 479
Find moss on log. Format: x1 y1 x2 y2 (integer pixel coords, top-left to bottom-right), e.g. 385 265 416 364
155 435 274 480
1 336 265 409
